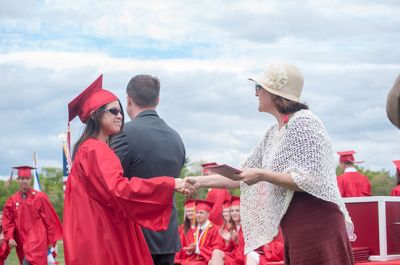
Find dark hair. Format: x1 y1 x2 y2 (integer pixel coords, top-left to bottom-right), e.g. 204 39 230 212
183 215 197 235
126 75 160 107
271 93 309 114
72 101 124 160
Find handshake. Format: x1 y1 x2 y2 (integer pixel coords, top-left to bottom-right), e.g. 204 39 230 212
174 177 201 197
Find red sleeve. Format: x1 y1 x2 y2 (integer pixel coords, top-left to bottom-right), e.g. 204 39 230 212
1 198 15 241
80 140 175 231
37 193 63 244
263 229 284 262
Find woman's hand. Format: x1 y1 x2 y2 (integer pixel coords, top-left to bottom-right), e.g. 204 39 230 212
239 168 263 185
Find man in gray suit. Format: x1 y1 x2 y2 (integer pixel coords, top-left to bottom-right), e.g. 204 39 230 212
111 75 186 265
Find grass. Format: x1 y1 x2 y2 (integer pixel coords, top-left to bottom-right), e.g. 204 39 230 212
5 241 65 265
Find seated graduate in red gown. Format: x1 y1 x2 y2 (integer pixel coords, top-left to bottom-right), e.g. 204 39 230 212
212 199 233 254
0 211 11 265
182 199 223 265
210 195 245 265
175 199 197 264
246 228 284 265
336 150 371 197
63 75 190 265
202 163 232 226
391 160 400 196
2 166 63 265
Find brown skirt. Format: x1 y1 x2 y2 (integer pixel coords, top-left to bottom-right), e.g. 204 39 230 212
280 192 355 265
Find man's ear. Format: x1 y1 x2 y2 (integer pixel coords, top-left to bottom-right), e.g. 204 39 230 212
126 94 133 106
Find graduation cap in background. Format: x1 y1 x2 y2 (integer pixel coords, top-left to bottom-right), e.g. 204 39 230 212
7 166 36 186
393 160 400 171
222 200 231 209
184 199 196 209
230 195 240 206
13 165 35 178
337 150 364 164
195 199 214 212
201 162 218 175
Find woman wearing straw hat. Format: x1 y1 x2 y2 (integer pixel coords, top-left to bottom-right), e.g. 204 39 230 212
187 63 355 265
63 75 192 265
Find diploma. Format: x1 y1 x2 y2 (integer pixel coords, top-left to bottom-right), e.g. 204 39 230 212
206 164 242 181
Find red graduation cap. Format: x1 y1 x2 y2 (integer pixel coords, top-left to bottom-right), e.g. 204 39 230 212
184 199 196 209
393 160 400 171
13 165 35 178
68 74 118 123
195 199 214 212
222 200 231 209
337 150 364 164
201 162 218 175
201 162 218 168
230 195 240 206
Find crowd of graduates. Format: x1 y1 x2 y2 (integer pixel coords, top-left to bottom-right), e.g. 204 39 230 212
174 195 285 265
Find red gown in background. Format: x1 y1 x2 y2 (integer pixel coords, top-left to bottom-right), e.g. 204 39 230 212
206 189 231 226
337 171 371 197
391 185 400 196
182 222 223 265
63 138 175 265
223 227 245 265
175 223 196 264
2 189 63 265
259 229 284 264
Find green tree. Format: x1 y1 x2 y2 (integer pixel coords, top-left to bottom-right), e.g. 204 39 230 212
39 167 65 221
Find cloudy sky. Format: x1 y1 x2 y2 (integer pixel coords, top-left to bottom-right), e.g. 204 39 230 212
0 0 399 179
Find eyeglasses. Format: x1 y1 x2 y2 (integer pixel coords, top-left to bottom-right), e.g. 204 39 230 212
255 84 263 93
104 108 122 116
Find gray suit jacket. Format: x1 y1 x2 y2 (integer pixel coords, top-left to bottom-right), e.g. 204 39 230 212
110 110 185 254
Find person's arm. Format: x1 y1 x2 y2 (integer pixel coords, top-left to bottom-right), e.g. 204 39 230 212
186 174 240 189
239 168 303 191
1 199 16 245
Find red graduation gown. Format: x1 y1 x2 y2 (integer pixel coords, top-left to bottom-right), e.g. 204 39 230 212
175 224 196 264
0 242 10 265
2 189 63 265
337 171 371 197
63 138 175 265
224 228 245 265
0 220 11 265
206 189 231 226
182 222 223 265
259 229 284 264
391 185 400 196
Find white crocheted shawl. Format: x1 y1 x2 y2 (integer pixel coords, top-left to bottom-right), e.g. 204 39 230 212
240 109 355 254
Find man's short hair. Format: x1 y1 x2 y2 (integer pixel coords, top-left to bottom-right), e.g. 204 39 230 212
126 75 160 107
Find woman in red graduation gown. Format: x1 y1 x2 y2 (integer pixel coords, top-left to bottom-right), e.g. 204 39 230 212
175 200 197 264
63 75 188 265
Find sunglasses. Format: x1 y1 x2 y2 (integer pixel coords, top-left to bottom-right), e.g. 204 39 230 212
255 84 263 93
104 108 122 116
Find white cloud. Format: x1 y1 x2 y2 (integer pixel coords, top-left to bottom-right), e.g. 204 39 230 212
0 0 399 179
